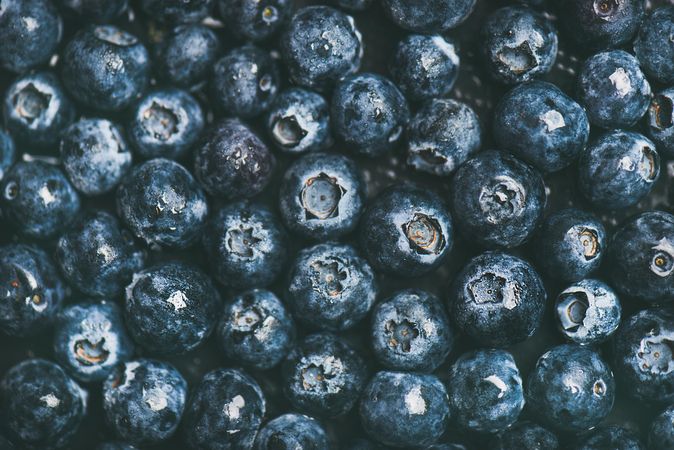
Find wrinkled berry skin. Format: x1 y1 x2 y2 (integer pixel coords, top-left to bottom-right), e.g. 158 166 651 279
60 119 133 196
332 73 409 157
125 262 221 355
449 251 546 347
359 371 450 448
194 119 275 200
287 243 377 331
281 6 362 92
647 88 674 158
217 289 295 370
493 81 589 173
55 211 144 298
279 152 364 240
451 151 546 249
573 425 644 450
482 6 558 85
155 25 221 88
489 421 559 450
526 344 615 432
61 26 149 112
448 349 524 433
282 333 368 417
533 208 606 282
1 161 80 239
203 202 288 290
0 0 62 73
389 35 460 102
219 0 292 41
407 99 480 177
182 368 266 450
634 7 674 85
381 0 475 33
370 289 453 372
0 129 15 181
607 211 674 304
140 0 213 24
360 184 453 277
0 244 65 336
103 359 187 445
117 158 208 248
53 302 134 383
254 413 329 449
60 0 128 22
649 404 674 450
577 50 651 129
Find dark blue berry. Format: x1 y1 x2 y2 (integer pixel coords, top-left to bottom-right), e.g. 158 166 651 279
634 6 674 85
334 0 373 11
254 413 328 449
95 443 138 450
0 129 15 182
140 0 213 24
647 88 674 158
489 421 560 450
573 425 644 450
381 0 475 33
649 404 674 450
218 0 292 41
59 0 128 22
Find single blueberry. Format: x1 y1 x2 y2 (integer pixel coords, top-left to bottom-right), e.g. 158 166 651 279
218 0 292 41
572 425 644 450
59 0 128 22
489 421 560 450
381 0 476 33
634 7 674 85
647 88 674 158
0 129 15 182
649 404 674 450
140 0 213 24
254 413 329 449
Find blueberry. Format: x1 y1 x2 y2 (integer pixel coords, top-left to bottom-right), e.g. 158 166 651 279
0 244 65 336
489 421 560 450
526 344 615 432
572 425 644 450
359 371 450 448
103 359 187 444
182 368 266 450
449 251 546 347
482 6 558 85
345 438 385 450
406 99 481 176
254 413 329 449
634 7 674 85
55 210 145 298
194 119 275 200
281 6 362 91
61 26 149 112
647 88 674 158
95 443 138 450
427 444 467 450
360 184 453 276
370 288 453 372
60 119 133 196
649 404 674 450
53 302 134 383
576 50 651 129
117 158 208 248
1 161 80 239
0 129 15 182
217 289 295 370
331 73 409 157
287 242 377 331
218 0 291 41
450 151 546 249
493 81 590 173
266 87 332 154
140 0 213 24
0 359 86 450
333 0 373 11
59 0 128 22
282 333 368 417
381 0 475 33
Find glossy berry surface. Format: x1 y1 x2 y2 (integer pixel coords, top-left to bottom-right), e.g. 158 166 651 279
381 0 476 33
219 0 292 41
635 6 674 84
573 425 645 450
0 129 15 181
254 413 329 449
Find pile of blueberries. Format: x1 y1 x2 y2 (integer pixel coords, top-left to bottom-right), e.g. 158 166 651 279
3 0 674 448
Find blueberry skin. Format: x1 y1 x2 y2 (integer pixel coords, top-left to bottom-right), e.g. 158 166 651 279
526 344 615 432
140 0 213 24
127 89 204 160
448 349 524 433
606 211 674 304
60 118 133 196
1 161 80 239
647 88 674 158
370 288 453 372
634 7 674 85
3 71 75 150
266 88 332 154
103 359 187 444
125 261 221 354
331 73 409 158
254 413 329 449
573 425 644 450
282 333 368 417
389 35 460 102
53 302 134 383
555 279 621 346
450 150 546 249
0 129 15 181
281 6 363 92
287 243 377 331
194 119 275 200
649 404 674 450
217 289 295 370
203 201 288 290
359 371 450 448
155 25 221 88
59 0 128 22
0 0 62 74
482 6 558 85
407 99 481 176
381 0 475 33
0 244 65 336
533 208 606 282
95 443 138 450
182 368 266 450
56 211 145 298
117 158 208 248
334 0 373 11
0 359 86 450
449 251 547 347
360 184 453 276
61 26 149 112
489 421 560 450
493 81 590 173
576 50 651 129
219 0 292 41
